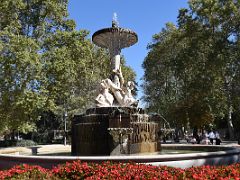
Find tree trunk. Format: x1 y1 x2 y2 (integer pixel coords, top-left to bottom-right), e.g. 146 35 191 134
225 76 235 140
227 105 234 140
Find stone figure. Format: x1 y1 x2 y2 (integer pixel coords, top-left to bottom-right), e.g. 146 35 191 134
122 81 138 106
112 66 124 88
112 54 121 75
109 79 138 107
92 15 138 108
95 79 114 107
96 77 138 107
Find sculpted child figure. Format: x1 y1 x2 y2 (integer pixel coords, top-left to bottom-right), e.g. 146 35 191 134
95 79 114 107
96 78 138 107
96 55 138 107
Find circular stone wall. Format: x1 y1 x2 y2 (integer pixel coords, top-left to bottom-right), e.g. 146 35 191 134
0 144 239 169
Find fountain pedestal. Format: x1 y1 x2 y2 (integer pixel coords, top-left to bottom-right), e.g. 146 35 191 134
72 107 160 155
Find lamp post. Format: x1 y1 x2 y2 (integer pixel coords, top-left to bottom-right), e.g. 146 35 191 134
63 111 68 146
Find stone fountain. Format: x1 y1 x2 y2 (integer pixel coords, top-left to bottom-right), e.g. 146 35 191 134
71 15 160 155
0 16 239 170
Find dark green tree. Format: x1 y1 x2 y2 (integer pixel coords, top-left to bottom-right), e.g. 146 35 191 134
143 0 240 139
0 0 136 134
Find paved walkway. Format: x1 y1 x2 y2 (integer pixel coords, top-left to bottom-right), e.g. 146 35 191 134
221 140 239 146
0 141 239 156
0 144 71 156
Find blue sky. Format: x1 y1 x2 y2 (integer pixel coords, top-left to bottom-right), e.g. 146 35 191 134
68 0 189 104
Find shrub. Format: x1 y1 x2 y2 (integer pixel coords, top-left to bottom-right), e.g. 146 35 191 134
0 140 37 147
0 164 50 180
15 140 37 147
0 140 16 147
0 161 240 179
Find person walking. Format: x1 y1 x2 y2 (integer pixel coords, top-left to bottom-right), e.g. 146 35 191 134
215 131 221 145
208 130 215 145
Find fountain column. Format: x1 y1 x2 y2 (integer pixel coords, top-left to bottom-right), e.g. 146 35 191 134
92 15 138 107
110 44 121 88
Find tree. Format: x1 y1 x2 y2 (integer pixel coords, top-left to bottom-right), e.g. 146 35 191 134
142 23 186 127
0 0 136 134
143 0 240 139
0 0 78 133
188 0 240 139
0 30 42 132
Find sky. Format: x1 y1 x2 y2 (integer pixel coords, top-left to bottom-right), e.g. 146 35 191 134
68 0 189 105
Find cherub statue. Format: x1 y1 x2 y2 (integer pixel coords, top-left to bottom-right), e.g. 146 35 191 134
95 79 114 107
122 81 138 107
95 56 138 107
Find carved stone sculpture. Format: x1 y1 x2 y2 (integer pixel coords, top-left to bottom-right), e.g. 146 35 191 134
93 15 138 107
72 16 160 156
95 79 114 107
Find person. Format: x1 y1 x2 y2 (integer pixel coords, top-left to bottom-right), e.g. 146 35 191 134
215 131 221 145
195 133 201 144
208 130 215 145
201 131 209 144
190 136 197 144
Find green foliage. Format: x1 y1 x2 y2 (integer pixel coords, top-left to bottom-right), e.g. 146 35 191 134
143 0 240 131
0 0 75 133
0 0 136 134
0 139 37 147
0 30 44 132
16 139 37 147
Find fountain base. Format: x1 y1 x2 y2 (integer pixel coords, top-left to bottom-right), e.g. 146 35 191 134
71 107 160 156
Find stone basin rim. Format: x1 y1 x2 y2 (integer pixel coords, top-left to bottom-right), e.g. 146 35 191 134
0 145 239 162
92 27 138 49
0 144 239 169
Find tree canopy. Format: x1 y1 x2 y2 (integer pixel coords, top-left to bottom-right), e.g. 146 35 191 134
143 0 240 138
0 0 136 134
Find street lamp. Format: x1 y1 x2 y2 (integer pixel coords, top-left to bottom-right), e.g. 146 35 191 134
63 111 68 146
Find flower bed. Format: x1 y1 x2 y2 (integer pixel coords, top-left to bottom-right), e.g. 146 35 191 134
0 161 240 179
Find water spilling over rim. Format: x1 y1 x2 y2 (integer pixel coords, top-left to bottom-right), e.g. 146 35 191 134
92 27 138 50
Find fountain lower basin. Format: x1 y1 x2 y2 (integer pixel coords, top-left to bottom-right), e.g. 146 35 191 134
0 144 239 169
